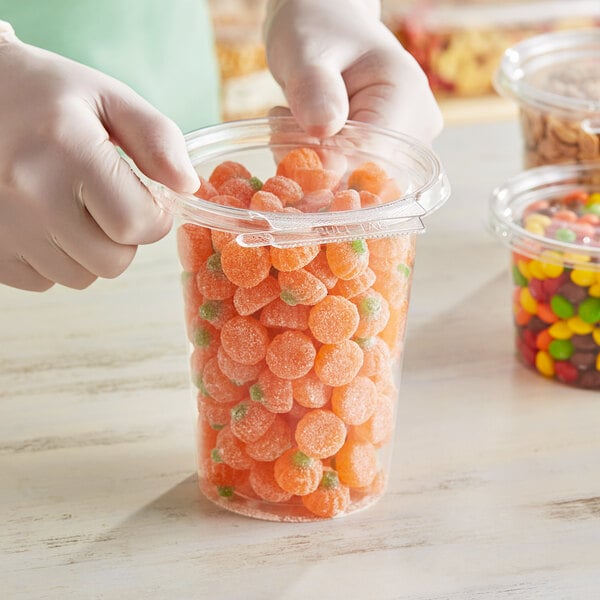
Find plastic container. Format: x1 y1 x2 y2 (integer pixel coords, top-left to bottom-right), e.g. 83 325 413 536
494 28 600 168
157 117 449 521
383 0 600 98
489 162 600 390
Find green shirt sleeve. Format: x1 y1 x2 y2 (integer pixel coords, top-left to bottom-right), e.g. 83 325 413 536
0 0 220 133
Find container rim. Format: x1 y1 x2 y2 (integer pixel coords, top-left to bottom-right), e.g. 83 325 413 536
494 28 600 116
489 162 600 268
153 117 451 247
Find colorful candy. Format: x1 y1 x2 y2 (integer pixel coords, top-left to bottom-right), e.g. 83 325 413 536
512 189 600 389
178 149 417 519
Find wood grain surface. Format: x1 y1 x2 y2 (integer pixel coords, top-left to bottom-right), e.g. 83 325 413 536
2 120 599 600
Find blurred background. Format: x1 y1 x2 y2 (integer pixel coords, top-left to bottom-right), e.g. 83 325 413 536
208 0 600 124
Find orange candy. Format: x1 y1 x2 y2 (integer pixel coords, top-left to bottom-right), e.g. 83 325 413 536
249 190 284 212
230 400 277 443
177 224 213 272
295 409 346 459
331 376 377 425
291 370 332 409
201 356 247 404
355 393 395 447
220 240 271 289
305 250 339 289
274 447 324 496
314 340 364 387
215 425 254 470
261 175 303 207
220 315 270 365
249 461 294 502
294 168 340 193
331 189 361 212
198 396 234 431
209 160 251 189
217 345 264 385
278 269 328 306
259 298 310 330
250 368 294 414
217 177 257 206
196 253 237 300
353 290 390 338
211 229 236 252
270 244 320 272
245 416 293 462
276 148 322 179
347 161 387 194
331 267 376 299
301 470 350 518
194 176 217 200
189 321 219 362
326 240 370 280
266 330 316 380
357 336 391 379
335 437 378 488
308 295 359 344
198 298 236 329
233 275 280 316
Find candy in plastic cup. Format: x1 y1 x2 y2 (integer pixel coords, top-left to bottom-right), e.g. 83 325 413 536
156 117 450 521
494 29 600 169
489 161 600 390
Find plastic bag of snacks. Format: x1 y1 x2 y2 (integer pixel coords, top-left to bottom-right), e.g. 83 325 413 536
490 162 600 389
152 117 449 521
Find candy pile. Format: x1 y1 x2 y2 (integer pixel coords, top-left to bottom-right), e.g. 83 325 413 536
513 189 600 389
178 149 414 520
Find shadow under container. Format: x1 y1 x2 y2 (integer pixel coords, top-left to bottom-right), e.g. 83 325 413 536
494 29 600 168
490 162 600 389
171 118 449 521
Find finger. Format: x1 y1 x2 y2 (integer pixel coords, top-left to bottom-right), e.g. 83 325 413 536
52 198 138 279
99 83 199 194
0 257 54 292
344 48 443 142
68 112 174 246
283 63 349 138
24 237 98 290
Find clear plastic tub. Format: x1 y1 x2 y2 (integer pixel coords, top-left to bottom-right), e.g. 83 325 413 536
489 162 600 389
494 28 600 168
154 117 450 521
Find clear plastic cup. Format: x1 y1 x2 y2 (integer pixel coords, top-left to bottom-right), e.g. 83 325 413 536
158 117 449 521
489 161 600 390
494 29 600 168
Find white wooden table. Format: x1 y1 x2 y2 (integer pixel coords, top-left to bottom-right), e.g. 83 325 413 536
2 120 600 600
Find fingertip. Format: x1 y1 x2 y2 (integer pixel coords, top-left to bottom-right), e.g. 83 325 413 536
285 64 349 138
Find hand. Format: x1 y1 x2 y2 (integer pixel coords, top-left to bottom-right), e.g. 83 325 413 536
0 23 199 291
264 0 443 141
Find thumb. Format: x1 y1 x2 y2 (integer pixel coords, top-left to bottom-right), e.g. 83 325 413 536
99 85 199 194
283 62 349 139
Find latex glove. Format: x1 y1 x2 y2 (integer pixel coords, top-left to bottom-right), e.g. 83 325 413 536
0 22 199 292
264 0 443 141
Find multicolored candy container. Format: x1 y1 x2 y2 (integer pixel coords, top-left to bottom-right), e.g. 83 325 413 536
490 162 600 390
494 29 600 169
164 118 449 521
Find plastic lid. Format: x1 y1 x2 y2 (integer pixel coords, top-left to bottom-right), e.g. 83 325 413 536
494 29 600 123
489 162 600 270
147 118 451 248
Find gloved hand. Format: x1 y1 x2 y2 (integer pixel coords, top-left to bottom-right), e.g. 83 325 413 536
264 0 443 141
0 22 199 292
